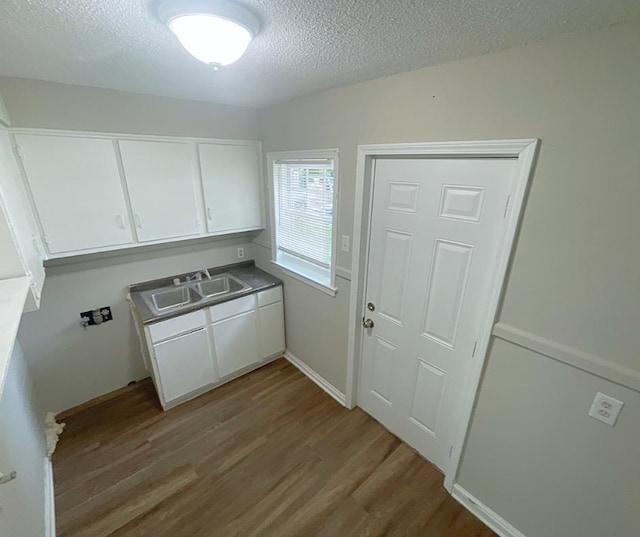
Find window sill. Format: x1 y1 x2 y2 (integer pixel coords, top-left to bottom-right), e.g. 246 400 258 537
271 261 338 297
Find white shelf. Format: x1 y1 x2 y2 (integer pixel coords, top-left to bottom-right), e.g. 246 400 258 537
0 277 29 397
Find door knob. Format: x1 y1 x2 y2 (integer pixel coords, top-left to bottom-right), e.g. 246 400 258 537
363 318 374 329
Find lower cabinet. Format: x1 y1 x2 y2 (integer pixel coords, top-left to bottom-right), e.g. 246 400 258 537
153 327 216 403
258 301 285 360
141 285 285 410
212 310 259 378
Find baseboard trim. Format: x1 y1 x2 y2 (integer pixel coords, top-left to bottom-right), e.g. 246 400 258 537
493 323 640 393
57 380 150 420
284 350 347 407
452 484 526 537
44 457 56 537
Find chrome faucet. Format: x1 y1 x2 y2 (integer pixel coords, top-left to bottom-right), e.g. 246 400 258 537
187 268 212 282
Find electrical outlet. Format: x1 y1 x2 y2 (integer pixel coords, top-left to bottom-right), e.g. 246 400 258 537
237 247 245 259
341 235 350 253
588 392 624 426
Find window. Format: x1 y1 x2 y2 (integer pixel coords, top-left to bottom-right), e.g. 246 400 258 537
268 150 338 296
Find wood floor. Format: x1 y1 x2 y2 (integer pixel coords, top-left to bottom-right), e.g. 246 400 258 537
54 358 496 537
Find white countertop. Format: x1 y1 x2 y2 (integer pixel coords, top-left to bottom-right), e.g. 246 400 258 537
0 277 30 397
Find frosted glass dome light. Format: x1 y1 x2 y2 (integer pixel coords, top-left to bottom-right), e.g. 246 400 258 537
158 0 260 68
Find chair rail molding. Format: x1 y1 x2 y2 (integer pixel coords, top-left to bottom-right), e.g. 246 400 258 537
493 323 640 393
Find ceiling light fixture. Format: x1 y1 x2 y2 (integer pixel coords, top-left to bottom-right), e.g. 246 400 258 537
158 0 259 69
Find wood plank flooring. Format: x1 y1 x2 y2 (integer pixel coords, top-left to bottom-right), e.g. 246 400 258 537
53 359 496 537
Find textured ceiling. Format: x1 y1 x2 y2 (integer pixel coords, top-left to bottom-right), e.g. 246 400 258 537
0 0 639 108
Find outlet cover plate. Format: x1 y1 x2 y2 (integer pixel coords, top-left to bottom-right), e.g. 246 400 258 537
588 392 624 426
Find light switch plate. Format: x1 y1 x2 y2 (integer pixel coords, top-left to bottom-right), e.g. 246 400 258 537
341 235 350 253
588 392 624 426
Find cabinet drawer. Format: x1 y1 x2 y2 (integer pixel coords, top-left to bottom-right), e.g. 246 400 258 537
148 310 206 343
257 286 283 307
209 294 255 323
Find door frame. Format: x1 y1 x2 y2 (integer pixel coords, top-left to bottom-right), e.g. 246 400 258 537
345 139 539 490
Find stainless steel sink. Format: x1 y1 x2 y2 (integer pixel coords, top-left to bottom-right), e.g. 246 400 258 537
141 285 203 312
139 273 252 314
194 273 251 298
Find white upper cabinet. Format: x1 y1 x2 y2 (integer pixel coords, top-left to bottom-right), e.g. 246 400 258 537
11 130 265 258
119 140 199 242
199 143 263 234
15 134 133 254
0 129 45 311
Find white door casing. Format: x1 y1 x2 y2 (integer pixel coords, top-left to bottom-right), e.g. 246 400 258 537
359 157 516 471
348 140 538 488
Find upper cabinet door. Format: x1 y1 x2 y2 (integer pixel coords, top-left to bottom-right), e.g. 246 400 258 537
15 134 133 254
119 140 200 243
198 143 263 234
0 130 45 310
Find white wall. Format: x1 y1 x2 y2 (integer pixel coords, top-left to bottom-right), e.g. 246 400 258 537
255 20 640 536
458 339 640 537
1 80 262 412
256 18 640 394
0 342 48 537
0 77 259 139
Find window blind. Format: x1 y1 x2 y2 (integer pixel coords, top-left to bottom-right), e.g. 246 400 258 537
274 159 335 268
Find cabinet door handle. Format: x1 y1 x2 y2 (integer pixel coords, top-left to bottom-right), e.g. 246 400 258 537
135 214 143 229
207 207 212 221
116 215 125 229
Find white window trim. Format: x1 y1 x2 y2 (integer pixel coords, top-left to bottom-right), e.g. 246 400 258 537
267 149 339 297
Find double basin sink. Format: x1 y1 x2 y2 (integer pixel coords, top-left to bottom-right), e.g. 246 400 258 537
140 273 252 314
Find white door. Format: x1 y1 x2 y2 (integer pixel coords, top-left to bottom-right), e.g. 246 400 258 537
15 134 133 254
359 157 516 471
198 143 263 234
119 140 200 242
153 328 216 403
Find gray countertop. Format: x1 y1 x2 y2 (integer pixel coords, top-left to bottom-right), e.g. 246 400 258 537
128 261 282 325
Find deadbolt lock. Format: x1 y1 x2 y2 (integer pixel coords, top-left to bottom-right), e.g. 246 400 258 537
367 302 375 311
